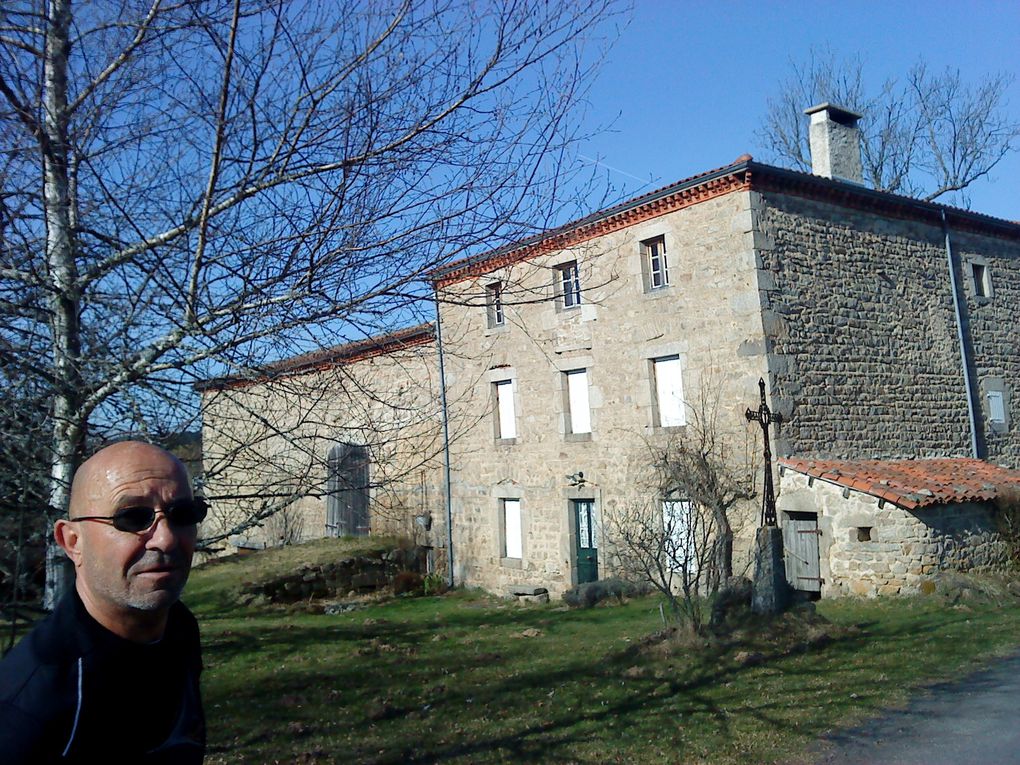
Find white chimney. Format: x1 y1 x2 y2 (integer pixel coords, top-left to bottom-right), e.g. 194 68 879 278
804 103 863 185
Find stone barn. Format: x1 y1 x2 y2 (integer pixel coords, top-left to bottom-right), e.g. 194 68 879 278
778 458 1020 597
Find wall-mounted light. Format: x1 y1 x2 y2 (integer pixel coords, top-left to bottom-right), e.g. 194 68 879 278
566 471 586 486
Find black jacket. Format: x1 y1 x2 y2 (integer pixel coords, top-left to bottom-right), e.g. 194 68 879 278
0 589 205 764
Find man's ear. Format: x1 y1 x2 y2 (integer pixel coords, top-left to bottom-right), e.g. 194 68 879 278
54 519 84 567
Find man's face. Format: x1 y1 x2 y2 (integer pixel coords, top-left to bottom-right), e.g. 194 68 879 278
64 444 197 620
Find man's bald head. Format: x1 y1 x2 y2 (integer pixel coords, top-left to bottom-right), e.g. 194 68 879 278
69 441 191 519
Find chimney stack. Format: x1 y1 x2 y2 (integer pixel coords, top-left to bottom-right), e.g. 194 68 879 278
804 103 863 185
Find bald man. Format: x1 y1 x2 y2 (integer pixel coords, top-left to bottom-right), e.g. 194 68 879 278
0 441 207 764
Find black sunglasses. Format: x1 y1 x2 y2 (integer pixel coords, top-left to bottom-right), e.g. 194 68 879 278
69 498 208 533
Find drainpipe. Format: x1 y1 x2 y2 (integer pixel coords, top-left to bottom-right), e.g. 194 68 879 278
433 289 456 587
941 209 981 459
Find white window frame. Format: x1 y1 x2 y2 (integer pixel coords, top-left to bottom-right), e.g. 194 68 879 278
652 355 686 427
557 260 581 309
486 281 504 327
573 498 598 549
643 235 669 290
494 379 517 439
565 369 591 435
502 499 523 559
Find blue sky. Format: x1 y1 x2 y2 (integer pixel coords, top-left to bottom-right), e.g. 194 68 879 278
576 0 1020 220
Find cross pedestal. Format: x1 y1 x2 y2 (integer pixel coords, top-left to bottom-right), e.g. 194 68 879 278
752 526 789 615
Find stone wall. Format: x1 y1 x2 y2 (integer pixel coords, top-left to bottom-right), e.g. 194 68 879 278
438 191 767 596
241 545 428 603
756 190 1020 467
199 167 1019 599
779 470 1007 597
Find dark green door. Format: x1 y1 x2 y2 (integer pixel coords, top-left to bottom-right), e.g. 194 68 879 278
574 500 598 584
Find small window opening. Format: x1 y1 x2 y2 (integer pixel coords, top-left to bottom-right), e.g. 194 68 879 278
642 236 669 290
987 390 1006 424
856 527 873 542
972 263 990 298
486 282 504 327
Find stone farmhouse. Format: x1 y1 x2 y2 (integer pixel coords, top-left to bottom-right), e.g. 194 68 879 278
200 104 1020 598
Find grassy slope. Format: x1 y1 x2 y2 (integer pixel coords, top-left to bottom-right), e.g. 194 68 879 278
190 545 1020 764
187 537 396 609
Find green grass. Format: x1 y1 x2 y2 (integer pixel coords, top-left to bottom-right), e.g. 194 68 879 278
184 551 1020 764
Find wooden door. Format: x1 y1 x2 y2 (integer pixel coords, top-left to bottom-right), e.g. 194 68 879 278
574 500 598 584
783 513 821 592
326 443 370 537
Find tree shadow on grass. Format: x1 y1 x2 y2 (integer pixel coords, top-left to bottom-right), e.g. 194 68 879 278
202 600 996 764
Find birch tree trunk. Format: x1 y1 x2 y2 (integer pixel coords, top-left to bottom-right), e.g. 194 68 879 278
41 0 83 609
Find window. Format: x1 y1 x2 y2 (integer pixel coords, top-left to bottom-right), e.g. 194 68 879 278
643 236 669 290
662 498 696 573
574 499 598 549
494 379 517 439
983 378 1009 431
971 262 991 298
565 369 591 434
502 499 522 559
652 355 685 427
557 260 581 309
486 282 504 327
988 390 1006 424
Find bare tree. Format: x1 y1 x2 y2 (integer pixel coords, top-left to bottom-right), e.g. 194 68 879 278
757 49 1020 204
0 371 50 614
0 0 621 607
610 494 718 634
610 386 756 633
657 391 756 591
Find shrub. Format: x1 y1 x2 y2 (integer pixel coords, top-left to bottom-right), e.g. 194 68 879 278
422 572 448 596
994 486 1020 567
709 576 753 633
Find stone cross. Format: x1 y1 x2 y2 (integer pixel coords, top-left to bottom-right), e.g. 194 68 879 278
745 377 783 527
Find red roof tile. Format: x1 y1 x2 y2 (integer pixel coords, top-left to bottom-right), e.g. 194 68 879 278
779 457 1020 510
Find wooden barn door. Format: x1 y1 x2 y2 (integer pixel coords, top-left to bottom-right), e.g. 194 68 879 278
783 512 821 593
326 443 370 537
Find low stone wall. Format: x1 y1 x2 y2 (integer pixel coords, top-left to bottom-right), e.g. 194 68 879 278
241 545 428 603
